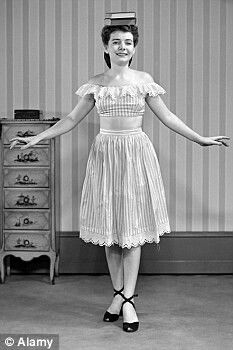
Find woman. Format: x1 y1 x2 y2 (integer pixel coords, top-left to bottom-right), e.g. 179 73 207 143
10 24 229 333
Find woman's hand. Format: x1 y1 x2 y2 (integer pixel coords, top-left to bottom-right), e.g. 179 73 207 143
9 136 39 150
198 136 230 147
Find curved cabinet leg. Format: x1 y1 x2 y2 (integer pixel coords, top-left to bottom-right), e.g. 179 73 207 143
0 256 5 284
55 253 59 277
50 253 56 285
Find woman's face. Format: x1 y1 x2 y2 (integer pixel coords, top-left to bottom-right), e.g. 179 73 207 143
105 31 135 66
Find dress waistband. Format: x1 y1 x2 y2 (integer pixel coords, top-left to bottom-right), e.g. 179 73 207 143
99 127 142 135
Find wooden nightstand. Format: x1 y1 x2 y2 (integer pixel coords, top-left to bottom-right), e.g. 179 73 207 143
0 120 59 284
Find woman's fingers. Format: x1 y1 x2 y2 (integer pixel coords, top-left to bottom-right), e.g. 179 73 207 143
212 136 230 147
215 136 230 140
9 141 17 149
201 136 230 147
9 137 26 142
9 140 25 149
9 137 29 150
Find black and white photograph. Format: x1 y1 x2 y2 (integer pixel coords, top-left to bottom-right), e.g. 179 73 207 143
0 0 232 349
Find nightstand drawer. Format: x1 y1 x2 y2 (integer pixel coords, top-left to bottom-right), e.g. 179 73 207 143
4 210 50 230
4 189 50 209
4 147 50 166
4 231 50 251
3 168 49 187
2 124 50 144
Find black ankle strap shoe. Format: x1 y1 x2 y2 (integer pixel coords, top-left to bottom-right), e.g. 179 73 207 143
103 286 124 322
122 294 139 332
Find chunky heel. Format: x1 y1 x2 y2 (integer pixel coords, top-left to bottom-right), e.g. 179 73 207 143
103 286 124 322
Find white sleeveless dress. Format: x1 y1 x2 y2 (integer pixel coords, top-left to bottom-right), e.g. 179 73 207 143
75 82 171 249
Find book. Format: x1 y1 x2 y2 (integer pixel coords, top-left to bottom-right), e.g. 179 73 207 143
104 18 136 25
105 12 136 19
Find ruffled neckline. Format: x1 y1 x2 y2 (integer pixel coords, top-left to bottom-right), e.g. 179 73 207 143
87 82 152 88
75 82 166 99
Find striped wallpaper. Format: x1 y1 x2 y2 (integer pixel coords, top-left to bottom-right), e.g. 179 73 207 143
0 0 232 232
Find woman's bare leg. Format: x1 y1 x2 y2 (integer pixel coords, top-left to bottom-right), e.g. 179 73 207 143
105 245 124 314
122 245 141 323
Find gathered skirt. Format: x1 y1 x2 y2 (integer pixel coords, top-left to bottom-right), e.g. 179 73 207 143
79 127 171 249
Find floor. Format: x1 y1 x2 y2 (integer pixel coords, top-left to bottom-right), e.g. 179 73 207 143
0 274 232 350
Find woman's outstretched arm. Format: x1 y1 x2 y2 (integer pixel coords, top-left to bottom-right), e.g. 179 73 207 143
10 94 95 150
146 94 230 147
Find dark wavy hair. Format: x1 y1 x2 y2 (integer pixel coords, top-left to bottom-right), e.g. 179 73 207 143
101 25 139 68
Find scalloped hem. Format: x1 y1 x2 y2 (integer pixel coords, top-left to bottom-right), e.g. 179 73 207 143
79 224 171 249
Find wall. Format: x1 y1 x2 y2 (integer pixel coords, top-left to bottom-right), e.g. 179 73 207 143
0 0 232 238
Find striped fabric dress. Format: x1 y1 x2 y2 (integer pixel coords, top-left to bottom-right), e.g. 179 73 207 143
75 82 171 249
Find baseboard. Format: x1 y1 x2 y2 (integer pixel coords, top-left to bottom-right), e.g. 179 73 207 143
7 231 233 274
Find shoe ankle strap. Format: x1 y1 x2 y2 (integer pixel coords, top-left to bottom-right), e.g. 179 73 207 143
122 294 138 309
113 286 124 298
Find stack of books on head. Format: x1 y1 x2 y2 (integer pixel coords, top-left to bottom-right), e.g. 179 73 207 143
104 12 136 25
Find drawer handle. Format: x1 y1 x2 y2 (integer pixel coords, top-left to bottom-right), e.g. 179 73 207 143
14 150 39 163
16 130 36 137
15 174 37 186
15 216 35 227
15 193 37 207
15 238 36 248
